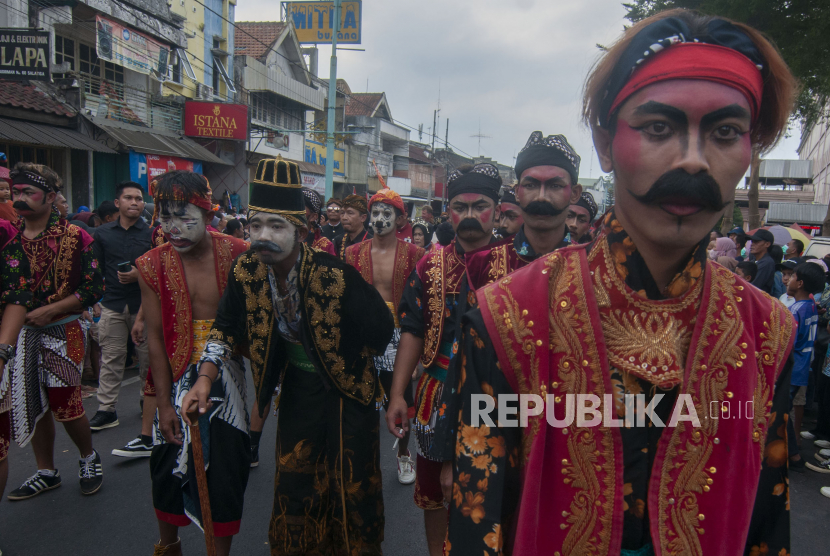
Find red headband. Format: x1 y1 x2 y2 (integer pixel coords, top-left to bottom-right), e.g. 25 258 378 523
369 189 405 214
149 178 214 223
608 43 764 123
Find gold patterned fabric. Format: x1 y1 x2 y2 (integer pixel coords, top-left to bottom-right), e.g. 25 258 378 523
189 320 214 365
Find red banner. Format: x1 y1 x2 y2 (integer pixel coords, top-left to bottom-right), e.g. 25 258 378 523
184 101 248 141
146 154 198 183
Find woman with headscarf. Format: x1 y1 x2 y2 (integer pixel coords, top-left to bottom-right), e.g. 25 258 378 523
710 236 738 260
411 218 432 250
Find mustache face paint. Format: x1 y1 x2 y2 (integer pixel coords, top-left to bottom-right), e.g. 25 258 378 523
13 201 33 212
248 211 298 264
456 218 485 234
159 202 207 254
522 200 565 217
370 202 396 237
631 168 729 217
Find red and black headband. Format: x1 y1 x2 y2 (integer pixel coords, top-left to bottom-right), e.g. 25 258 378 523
599 17 765 128
10 170 55 193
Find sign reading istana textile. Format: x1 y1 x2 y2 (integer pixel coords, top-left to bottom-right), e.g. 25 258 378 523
281 1 362 44
304 138 345 177
184 102 249 141
95 16 169 76
0 30 50 81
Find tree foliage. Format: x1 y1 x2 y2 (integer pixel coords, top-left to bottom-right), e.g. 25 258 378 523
622 0 830 127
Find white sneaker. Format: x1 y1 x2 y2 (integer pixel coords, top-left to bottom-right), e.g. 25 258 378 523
822 487 830 499
801 430 817 440
821 448 830 458
815 452 829 463
397 452 416 485
816 439 830 449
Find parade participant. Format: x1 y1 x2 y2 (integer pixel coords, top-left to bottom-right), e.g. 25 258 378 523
412 218 433 250
333 194 372 259
385 163 501 556
321 197 344 240
5 162 105 500
396 213 414 242
185 156 393 555
0 219 33 501
567 191 599 243
496 188 523 238
345 187 426 484
301 187 336 255
136 171 249 556
445 9 797 556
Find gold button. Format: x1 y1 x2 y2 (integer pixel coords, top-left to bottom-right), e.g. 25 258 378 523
528 321 534 327
555 396 562 403
562 459 568 465
560 301 567 308
522 309 528 316
563 362 569 368
536 340 543 347
714 438 720 444
582 360 589 366
700 365 707 371
552 382 559 388
726 391 734 398
736 297 742 302
560 523 567 529
706 478 713 485
561 510 568 517
740 354 747 360
703 485 710 492
736 361 743 367
542 269 548 274
669 498 675 504
741 342 748 349
698 513 705 521
709 467 717 474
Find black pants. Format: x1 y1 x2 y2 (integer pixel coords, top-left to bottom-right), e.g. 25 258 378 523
269 365 384 556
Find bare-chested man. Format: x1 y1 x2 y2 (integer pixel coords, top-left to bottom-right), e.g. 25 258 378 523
345 188 425 484
136 171 249 556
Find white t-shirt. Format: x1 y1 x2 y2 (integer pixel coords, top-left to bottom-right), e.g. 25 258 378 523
779 293 795 308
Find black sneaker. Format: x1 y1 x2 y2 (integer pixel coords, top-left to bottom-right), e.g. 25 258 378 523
251 444 259 468
112 436 153 458
89 410 119 431
79 451 103 495
790 457 807 473
7 470 61 500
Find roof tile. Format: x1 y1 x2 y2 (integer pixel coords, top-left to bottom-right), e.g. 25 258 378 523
345 92 383 117
0 81 73 117
235 22 286 59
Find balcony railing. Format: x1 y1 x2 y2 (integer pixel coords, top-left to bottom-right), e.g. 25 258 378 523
80 74 182 134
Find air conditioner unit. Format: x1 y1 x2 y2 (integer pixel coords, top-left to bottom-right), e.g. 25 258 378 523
196 83 213 100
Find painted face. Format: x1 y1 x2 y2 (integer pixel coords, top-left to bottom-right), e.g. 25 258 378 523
0 181 10 202
370 202 396 236
449 193 498 243
566 204 592 239
159 202 208 253
248 211 299 264
341 207 366 233
516 166 580 232
600 80 752 254
12 183 51 217
499 201 524 236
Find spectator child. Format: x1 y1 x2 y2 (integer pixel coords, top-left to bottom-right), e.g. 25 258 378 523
736 261 757 284
777 259 797 308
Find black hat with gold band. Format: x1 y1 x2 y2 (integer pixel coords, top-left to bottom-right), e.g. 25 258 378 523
248 155 307 227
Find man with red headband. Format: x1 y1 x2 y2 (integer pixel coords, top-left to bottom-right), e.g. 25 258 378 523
136 170 249 556
446 9 797 556
386 163 501 556
345 188 425 484
4 162 105 500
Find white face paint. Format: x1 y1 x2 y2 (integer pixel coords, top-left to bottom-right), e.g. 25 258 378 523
370 202 396 237
248 211 299 264
159 202 207 253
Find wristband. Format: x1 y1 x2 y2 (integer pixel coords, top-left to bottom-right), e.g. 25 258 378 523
196 373 215 384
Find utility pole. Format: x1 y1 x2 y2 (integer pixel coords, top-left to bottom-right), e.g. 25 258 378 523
324 0 342 200
428 109 437 203
443 118 449 208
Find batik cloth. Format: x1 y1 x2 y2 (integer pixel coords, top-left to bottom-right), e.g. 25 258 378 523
10 317 89 446
270 361 383 556
152 321 249 534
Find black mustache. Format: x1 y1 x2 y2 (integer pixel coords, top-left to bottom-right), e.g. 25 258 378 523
251 240 283 253
13 201 32 212
456 218 485 234
631 169 729 212
523 200 565 217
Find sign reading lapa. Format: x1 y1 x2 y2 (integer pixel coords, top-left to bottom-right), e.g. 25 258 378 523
95 16 169 76
281 1 362 45
304 138 345 177
0 30 50 81
184 102 249 141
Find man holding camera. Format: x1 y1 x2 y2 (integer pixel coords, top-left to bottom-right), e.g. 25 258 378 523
89 181 154 433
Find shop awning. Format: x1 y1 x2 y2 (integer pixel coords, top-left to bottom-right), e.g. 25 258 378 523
0 117 115 153
89 116 230 165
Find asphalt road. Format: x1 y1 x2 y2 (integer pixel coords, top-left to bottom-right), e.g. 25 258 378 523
0 367 826 555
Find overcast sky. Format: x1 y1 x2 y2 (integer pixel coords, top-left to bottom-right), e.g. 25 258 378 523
236 0 801 179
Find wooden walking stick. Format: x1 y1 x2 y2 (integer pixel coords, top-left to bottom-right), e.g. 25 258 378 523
187 409 217 556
